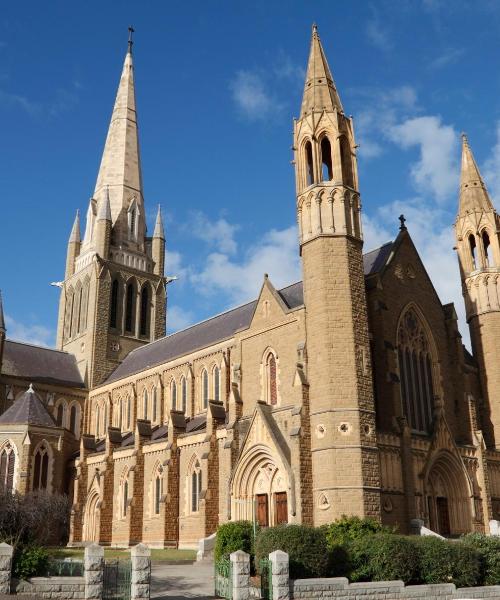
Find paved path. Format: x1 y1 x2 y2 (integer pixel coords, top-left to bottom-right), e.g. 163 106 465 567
151 560 215 599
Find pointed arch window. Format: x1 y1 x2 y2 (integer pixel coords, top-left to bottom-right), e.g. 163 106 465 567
305 141 314 186
482 231 493 267
110 279 119 329
181 376 187 413
56 402 65 427
397 308 436 434
171 380 177 411
80 280 90 331
95 405 100 438
143 389 149 420
69 404 80 436
76 285 83 334
154 465 163 516
320 137 333 181
32 444 50 491
190 460 202 513
339 135 354 188
139 286 150 337
125 281 136 334
0 442 16 493
126 395 131 430
152 386 158 423
121 476 129 518
469 234 477 270
265 352 278 405
213 366 220 403
202 369 209 410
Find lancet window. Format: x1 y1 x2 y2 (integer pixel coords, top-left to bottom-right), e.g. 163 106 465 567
32 443 50 491
0 442 16 493
190 460 202 513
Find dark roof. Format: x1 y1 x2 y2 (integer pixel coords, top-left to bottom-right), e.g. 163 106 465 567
104 243 393 385
185 414 207 434
0 385 55 427
2 340 85 388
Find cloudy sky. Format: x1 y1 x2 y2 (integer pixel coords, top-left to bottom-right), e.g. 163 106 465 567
1 0 500 349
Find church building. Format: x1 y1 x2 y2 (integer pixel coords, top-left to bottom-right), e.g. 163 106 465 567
1 25 500 548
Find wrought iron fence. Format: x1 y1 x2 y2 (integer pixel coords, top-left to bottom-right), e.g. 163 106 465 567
103 558 132 600
44 558 84 577
214 557 232 599
259 558 272 600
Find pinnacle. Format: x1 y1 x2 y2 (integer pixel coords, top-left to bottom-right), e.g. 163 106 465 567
459 135 494 215
300 23 343 117
153 205 165 239
97 187 112 221
69 210 81 243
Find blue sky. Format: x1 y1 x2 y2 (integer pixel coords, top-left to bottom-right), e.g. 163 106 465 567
2 0 500 349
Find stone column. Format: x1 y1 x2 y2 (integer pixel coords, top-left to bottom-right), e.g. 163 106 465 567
84 543 104 600
0 543 13 594
131 543 151 600
230 550 250 600
269 550 289 600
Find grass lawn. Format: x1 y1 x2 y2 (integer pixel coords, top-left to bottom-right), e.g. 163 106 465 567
48 547 196 562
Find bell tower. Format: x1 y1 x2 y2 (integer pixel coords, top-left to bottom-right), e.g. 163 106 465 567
294 25 380 523
56 30 166 388
455 134 500 447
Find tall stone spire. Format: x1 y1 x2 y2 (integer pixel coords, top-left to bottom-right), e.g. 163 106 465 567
301 24 343 118
92 29 144 242
69 210 80 243
153 205 165 239
459 134 494 215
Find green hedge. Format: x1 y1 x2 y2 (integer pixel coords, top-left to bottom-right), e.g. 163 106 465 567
13 545 49 580
462 533 500 585
255 524 329 579
323 515 391 549
214 521 255 562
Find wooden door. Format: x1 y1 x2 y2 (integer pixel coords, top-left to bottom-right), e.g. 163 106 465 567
274 492 288 525
256 494 269 527
436 497 450 536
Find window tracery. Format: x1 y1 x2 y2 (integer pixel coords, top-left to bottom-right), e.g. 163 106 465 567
0 442 16 493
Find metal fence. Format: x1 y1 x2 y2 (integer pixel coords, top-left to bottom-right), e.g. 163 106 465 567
44 558 84 577
214 557 232 599
103 559 132 600
214 557 272 600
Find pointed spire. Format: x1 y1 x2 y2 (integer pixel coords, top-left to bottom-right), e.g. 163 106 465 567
301 23 343 117
69 210 80 243
0 290 5 334
97 187 112 221
459 134 494 214
93 28 143 228
153 205 165 239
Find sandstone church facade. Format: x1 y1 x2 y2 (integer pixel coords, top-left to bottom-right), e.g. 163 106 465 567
1 26 500 548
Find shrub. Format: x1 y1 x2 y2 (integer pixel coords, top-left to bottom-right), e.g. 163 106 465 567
215 521 255 562
13 545 49 580
255 524 329 579
323 515 391 549
415 536 481 588
347 533 418 583
462 533 500 585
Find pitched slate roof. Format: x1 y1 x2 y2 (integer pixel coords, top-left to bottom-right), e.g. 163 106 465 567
0 384 55 427
2 340 85 388
104 242 393 385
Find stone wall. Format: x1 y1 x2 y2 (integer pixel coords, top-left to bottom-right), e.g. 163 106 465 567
14 576 85 599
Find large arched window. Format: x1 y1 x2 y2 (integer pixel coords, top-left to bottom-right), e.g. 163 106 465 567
69 404 80 436
32 443 50 491
265 352 278 405
213 366 220 403
64 288 74 341
181 376 187 414
305 141 314 186
110 279 119 329
482 231 493 267
339 135 354 188
139 286 150 337
190 459 202 513
397 307 436 433
75 284 83 335
80 279 90 332
320 137 333 181
125 281 136 334
469 234 477 270
171 380 177 411
0 442 16 493
202 369 209 410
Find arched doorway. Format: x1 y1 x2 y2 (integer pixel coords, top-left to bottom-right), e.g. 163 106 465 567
425 452 473 536
231 445 289 527
83 492 101 543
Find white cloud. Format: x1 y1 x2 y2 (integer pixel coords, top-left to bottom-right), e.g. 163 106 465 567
190 225 300 305
188 211 239 254
365 13 392 52
167 305 195 333
388 116 459 201
5 315 54 347
166 249 191 282
482 121 500 204
0 90 41 116
230 70 283 121
428 47 465 70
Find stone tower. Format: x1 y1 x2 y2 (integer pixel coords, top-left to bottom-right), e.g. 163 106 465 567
455 134 500 447
56 34 166 388
293 25 381 523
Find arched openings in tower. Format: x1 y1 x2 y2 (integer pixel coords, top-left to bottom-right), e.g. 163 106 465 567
74 282 83 335
339 135 354 189
139 284 151 338
125 279 137 334
320 136 333 181
482 230 493 267
80 278 90 332
469 234 477 270
304 141 314 187
397 306 437 433
32 442 51 491
64 287 74 341
0 441 16 493
110 279 120 330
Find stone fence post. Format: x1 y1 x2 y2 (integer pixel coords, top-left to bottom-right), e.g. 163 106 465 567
131 543 151 600
0 543 13 594
84 543 104 600
230 550 250 600
269 550 289 600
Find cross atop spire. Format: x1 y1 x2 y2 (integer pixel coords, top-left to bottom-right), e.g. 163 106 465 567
459 134 494 215
300 23 343 117
128 26 135 54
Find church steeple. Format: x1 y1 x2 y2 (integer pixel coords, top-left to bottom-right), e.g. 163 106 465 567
300 24 343 118
459 134 494 215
